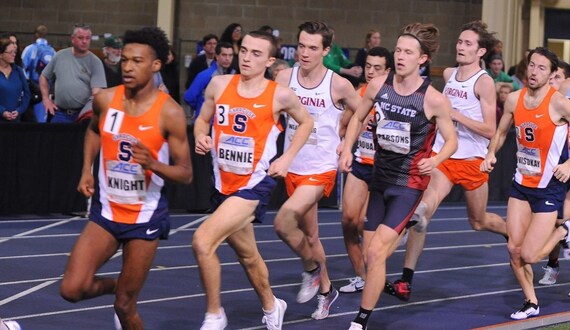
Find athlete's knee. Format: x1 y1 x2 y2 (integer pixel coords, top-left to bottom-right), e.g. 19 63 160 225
114 293 137 318
60 278 87 303
191 232 215 258
274 207 299 237
507 243 522 261
520 248 543 264
341 214 359 229
238 251 263 269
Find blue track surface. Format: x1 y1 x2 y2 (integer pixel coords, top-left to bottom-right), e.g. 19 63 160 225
2 204 570 329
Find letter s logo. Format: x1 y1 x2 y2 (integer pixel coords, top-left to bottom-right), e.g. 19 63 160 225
118 141 132 161
233 114 247 133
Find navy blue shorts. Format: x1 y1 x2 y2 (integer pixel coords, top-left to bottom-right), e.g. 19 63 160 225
510 181 565 217
351 161 373 183
211 175 277 223
365 183 423 233
90 206 170 242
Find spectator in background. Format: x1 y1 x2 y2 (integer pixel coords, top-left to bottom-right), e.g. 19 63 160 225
184 42 235 119
323 27 362 87
269 58 289 81
185 34 217 89
486 54 520 91
508 49 530 76
21 24 56 123
0 35 30 122
484 39 502 69
496 84 512 127
161 45 180 102
101 35 123 88
354 29 381 81
220 23 242 72
510 56 528 91
4 33 23 68
40 23 106 123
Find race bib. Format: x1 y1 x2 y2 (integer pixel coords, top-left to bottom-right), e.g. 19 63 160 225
286 112 319 145
516 146 541 176
357 131 376 160
105 160 146 204
376 119 411 154
217 133 255 174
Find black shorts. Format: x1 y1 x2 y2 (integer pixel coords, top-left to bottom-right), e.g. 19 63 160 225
365 184 423 233
211 175 277 223
351 161 373 183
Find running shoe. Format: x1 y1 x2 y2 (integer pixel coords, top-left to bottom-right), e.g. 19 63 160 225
297 265 321 303
311 287 339 320
340 276 365 293
262 297 287 330
510 300 539 320
384 279 411 301
538 266 559 285
2 320 21 330
113 312 122 330
200 308 228 330
348 321 366 330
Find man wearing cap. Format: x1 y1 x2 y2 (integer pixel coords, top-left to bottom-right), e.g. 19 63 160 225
101 36 123 88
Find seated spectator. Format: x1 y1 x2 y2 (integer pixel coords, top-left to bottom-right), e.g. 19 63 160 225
183 42 235 119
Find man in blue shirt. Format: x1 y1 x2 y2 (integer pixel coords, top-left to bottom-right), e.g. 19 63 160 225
184 42 235 119
21 25 55 123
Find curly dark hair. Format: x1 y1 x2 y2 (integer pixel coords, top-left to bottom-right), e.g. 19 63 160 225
460 20 497 60
123 27 170 66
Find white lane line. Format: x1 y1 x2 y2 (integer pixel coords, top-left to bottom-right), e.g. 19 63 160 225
0 215 208 306
0 246 512 287
236 283 570 330
0 280 58 306
9 272 566 323
0 218 77 244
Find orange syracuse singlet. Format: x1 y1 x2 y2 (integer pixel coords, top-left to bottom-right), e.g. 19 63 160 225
212 75 282 195
96 85 170 224
514 87 568 188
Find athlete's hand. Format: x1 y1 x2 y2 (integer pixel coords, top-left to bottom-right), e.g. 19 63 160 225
195 135 213 155
338 151 353 173
553 162 570 183
132 141 155 170
336 139 345 156
480 155 496 173
417 157 437 176
77 173 95 198
268 157 289 178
